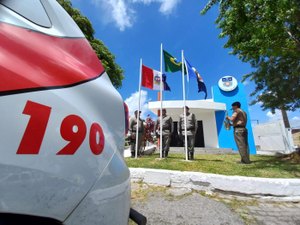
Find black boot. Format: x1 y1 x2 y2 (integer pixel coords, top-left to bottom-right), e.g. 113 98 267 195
191 151 194 160
131 152 135 158
188 151 192 160
162 151 166 158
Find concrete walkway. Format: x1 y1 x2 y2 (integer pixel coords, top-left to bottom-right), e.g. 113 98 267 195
131 183 300 225
131 183 244 225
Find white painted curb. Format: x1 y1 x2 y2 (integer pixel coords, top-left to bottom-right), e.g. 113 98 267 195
130 168 300 197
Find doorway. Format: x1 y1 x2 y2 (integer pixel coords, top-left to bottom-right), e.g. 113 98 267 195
170 121 205 147
195 121 205 147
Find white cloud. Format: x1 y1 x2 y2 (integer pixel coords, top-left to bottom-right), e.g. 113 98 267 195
133 0 181 15
242 80 249 86
92 0 134 31
265 111 300 128
292 116 300 121
92 0 181 31
291 116 300 128
125 90 151 118
266 110 282 120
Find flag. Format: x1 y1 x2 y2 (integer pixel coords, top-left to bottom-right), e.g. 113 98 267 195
141 65 170 91
162 74 171 91
184 59 197 81
184 59 207 99
197 77 208 99
163 50 182 72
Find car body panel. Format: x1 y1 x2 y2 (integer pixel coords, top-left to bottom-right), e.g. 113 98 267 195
64 153 131 225
0 0 130 223
0 0 84 37
0 74 128 221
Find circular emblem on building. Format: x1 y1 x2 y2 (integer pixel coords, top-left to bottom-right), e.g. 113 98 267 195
218 76 238 92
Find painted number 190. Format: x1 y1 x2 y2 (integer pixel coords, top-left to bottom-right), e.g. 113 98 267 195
17 100 105 155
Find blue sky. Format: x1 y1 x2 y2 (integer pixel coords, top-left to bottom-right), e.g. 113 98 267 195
71 0 299 128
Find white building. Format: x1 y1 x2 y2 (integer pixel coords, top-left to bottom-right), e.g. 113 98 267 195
149 99 225 148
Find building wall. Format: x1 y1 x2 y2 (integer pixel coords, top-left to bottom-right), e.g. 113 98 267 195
293 130 300 148
212 83 256 154
253 120 294 153
172 111 219 148
194 111 218 148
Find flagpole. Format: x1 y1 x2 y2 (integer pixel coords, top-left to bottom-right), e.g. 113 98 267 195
159 43 163 159
185 59 190 100
135 58 142 159
181 50 188 161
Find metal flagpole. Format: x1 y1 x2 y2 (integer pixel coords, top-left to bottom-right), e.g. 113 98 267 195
135 58 142 159
181 50 188 161
185 59 190 100
159 43 163 158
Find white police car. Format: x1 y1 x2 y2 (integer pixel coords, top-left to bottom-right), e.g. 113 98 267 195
0 0 145 224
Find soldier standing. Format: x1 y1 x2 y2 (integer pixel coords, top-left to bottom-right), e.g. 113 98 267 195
226 101 251 164
155 109 173 158
178 106 197 160
129 110 144 158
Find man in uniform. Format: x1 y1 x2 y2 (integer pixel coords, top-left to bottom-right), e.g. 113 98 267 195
178 106 197 160
129 110 144 158
155 109 173 158
226 101 251 164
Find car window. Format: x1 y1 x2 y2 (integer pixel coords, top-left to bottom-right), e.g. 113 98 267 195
0 0 51 28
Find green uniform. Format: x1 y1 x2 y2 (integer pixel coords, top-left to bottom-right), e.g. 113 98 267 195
129 116 144 157
232 108 250 164
178 112 197 160
155 115 173 158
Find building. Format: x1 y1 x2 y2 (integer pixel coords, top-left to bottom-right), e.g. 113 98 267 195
253 121 295 154
148 76 256 154
292 129 300 150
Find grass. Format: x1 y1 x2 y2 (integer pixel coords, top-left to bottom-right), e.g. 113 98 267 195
126 153 300 178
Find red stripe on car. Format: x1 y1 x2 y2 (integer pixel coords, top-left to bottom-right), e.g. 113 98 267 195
0 23 105 94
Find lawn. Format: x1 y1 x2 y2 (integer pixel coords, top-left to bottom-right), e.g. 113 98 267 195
125 153 300 178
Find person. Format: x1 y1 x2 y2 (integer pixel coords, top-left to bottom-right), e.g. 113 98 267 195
129 110 144 158
144 115 155 147
155 109 173 158
226 101 251 164
178 106 197 160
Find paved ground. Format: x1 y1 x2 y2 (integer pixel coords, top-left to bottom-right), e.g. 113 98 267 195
246 203 300 225
130 183 300 225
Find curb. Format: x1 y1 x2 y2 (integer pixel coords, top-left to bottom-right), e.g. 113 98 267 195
129 168 300 198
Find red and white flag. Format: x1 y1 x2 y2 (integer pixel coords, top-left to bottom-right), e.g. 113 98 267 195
141 65 162 90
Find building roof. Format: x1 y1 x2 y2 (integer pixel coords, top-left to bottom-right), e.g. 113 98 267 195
148 99 226 116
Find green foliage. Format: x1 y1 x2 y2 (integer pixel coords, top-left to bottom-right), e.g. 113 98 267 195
58 0 124 88
201 0 300 111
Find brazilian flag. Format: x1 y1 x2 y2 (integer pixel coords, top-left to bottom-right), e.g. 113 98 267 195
163 50 182 73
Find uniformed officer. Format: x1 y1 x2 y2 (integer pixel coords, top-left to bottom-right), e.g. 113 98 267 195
178 106 197 160
226 101 251 164
129 110 144 158
155 109 173 158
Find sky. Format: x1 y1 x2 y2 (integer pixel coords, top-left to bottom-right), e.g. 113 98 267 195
70 0 300 128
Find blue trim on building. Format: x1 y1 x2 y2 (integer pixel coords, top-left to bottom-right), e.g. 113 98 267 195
213 83 256 154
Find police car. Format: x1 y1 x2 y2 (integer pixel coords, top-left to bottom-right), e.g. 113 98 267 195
0 0 146 224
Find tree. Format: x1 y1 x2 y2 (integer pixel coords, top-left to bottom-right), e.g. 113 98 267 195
201 0 300 112
58 0 124 88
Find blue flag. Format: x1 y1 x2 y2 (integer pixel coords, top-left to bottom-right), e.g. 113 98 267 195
184 59 207 99
197 78 207 99
184 59 197 80
162 74 171 91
